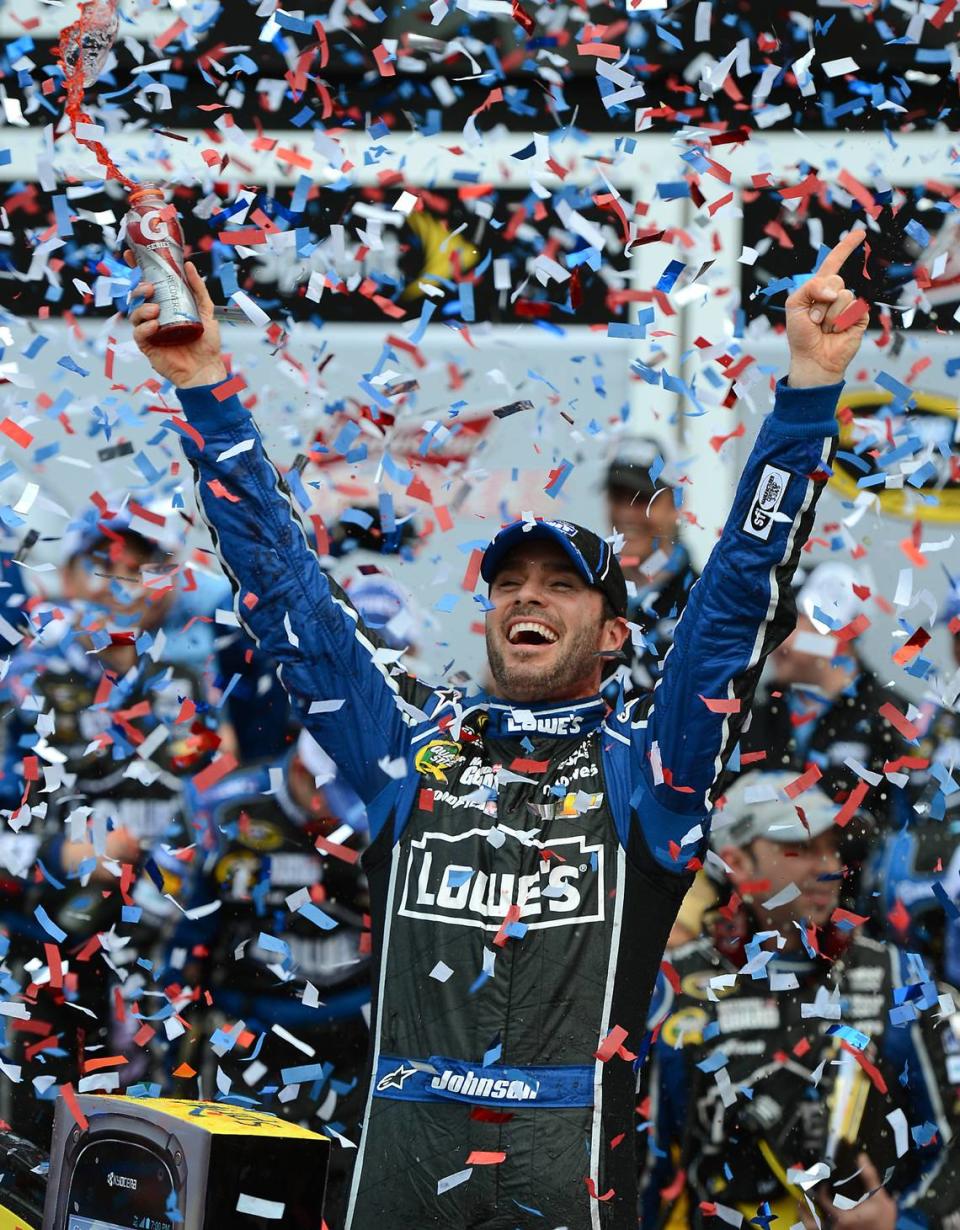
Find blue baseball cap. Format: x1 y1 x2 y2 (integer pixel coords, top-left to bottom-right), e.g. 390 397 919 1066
480 518 627 616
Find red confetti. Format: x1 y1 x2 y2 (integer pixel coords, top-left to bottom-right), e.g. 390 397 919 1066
461 549 483 593
784 764 822 799
509 758 549 774
709 422 746 452
60 1083 89 1130
841 1040 887 1094
0 418 33 448
879 702 919 742
831 297 870 332
892 627 931 666
595 1025 629 1062
584 1177 615 1201
834 780 870 828
889 898 910 934
212 374 247 401
168 415 205 450
192 753 238 793
493 904 522 949
699 695 740 714
659 960 680 993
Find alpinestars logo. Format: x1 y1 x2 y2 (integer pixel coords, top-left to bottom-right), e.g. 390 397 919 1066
398 829 604 931
743 465 790 541
377 1063 418 1091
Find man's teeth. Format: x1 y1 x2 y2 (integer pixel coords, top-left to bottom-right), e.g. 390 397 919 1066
508 621 559 644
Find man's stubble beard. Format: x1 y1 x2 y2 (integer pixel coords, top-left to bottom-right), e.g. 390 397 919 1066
485 619 602 701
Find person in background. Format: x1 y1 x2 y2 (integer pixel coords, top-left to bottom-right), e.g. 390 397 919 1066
736 560 914 831
159 571 422 1225
59 497 291 765
670 561 915 949
640 771 960 1230
0 502 223 1146
217 506 421 762
604 437 699 694
867 576 960 983
163 727 370 1226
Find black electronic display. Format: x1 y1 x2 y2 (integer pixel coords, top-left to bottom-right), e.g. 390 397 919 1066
62 1137 181 1230
43 1095 329 1230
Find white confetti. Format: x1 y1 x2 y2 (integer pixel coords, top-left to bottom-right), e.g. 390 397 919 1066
308 698 346 714
237 1194 285 1219
230 289 271 328
887 1107 909 1158
437 1167 473 1195
822 56 860 77
762 883 800 910
215 438 255 462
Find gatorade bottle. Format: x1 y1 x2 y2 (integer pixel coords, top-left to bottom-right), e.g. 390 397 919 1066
126 185 204 346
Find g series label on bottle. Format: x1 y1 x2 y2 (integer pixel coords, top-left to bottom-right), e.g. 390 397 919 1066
126 186 202 337
398 829 604 931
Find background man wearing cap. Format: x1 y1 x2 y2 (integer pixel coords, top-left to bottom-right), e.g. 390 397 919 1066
162 725 370 1222
604 437 699 694
733 560 914 832
0 508 226 1146
130 231 868 1227
641 770 960 1230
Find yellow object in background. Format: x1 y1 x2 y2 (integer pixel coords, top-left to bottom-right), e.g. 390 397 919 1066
0 1201 39 1230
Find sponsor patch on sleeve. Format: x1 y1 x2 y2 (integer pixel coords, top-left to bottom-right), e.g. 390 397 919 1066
743 464 790 541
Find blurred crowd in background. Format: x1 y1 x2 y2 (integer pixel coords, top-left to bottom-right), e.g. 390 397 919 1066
0 430 957 1227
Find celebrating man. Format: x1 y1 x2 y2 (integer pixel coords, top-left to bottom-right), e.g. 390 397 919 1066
129 231 868 1228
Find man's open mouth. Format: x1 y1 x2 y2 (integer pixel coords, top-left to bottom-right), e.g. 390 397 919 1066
507 620 560 646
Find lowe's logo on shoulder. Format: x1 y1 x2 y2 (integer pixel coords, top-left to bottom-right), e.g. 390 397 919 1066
504 708 583 736
399 830 603 931
743 465 790 542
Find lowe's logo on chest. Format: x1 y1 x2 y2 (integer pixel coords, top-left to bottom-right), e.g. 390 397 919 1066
504 710 583 736
399 830 604 931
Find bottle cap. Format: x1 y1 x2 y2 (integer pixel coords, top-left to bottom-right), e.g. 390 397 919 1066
128 184 164 204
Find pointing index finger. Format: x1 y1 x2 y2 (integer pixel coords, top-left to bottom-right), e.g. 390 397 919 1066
817 228 867 279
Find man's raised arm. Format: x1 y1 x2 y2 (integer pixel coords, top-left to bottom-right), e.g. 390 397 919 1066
635 229 870 835
129 262 429 802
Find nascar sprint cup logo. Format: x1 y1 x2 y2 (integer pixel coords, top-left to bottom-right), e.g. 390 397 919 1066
399 829 604 931
743 464 790 542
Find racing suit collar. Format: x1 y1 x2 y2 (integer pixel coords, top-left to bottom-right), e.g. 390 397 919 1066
480 694 607 739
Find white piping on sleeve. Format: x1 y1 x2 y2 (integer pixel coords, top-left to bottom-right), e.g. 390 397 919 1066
588 845 626 1230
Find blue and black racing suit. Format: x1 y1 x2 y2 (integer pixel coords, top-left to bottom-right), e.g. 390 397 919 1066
641 925 960 1229
172 374 840 1228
